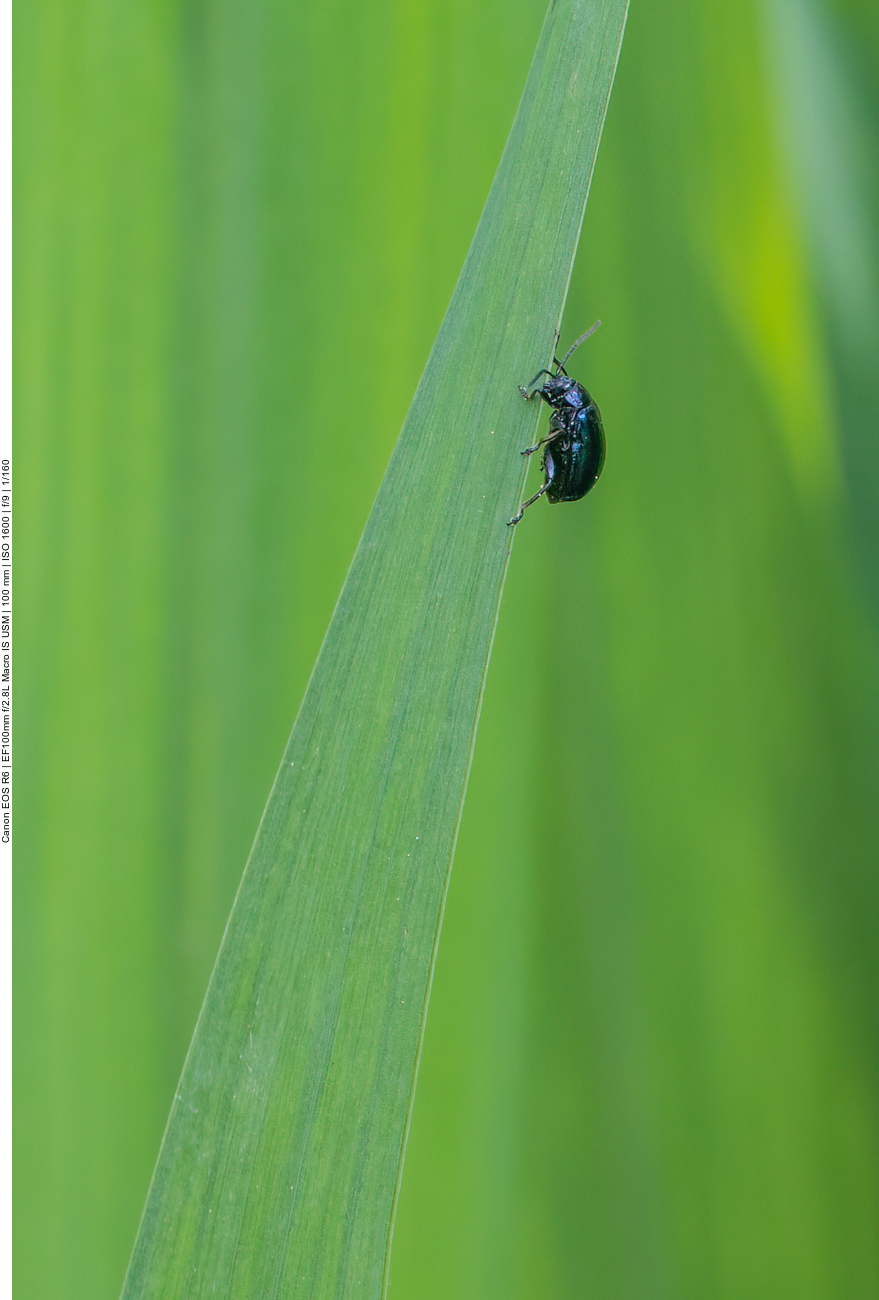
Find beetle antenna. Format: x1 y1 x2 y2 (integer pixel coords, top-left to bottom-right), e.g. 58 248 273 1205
557 320 602 371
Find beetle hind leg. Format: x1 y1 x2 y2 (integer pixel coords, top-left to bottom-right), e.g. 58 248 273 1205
508 481 549 526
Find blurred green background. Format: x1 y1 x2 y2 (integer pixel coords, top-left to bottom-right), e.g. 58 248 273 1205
15 0 879 1296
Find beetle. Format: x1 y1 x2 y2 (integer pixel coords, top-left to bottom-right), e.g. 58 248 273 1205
508 321 606 526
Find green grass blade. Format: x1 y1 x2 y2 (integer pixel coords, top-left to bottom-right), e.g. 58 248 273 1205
121 1 628 1295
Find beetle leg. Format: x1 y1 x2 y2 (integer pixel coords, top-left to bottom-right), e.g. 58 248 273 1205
519 369 556 397
508 482 549 527
520 425 565 458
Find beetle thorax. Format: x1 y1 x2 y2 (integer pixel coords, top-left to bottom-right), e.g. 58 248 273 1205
543 375 585 409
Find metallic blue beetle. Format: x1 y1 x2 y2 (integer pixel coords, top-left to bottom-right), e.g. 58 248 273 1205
508 322 606 526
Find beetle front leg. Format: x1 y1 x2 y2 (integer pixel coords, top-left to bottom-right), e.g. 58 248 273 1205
518 371 555 401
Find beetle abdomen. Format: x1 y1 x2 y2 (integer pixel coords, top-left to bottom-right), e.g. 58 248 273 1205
544 400 606 503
